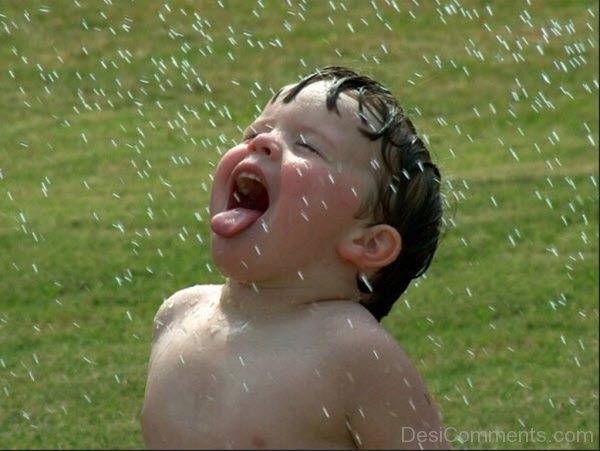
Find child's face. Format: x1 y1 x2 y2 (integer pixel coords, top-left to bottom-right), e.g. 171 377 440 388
210 80 381 285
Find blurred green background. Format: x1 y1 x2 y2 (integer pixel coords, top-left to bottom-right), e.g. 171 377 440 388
0 1 597 448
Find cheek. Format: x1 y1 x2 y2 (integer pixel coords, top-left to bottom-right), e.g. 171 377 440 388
322 173 365 213
280 163 364 221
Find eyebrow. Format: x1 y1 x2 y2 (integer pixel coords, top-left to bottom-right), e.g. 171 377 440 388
270 87 284 104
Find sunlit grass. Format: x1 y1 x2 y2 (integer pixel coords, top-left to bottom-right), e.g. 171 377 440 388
0 1 597 448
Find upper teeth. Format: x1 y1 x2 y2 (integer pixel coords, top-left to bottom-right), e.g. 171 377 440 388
236 172 262 194
238 171 261 182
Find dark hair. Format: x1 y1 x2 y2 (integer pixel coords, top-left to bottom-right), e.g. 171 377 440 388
277 66 443 321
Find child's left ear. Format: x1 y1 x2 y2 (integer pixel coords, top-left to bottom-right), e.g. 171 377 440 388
338 224 402 270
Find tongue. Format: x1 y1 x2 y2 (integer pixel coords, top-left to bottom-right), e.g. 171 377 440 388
211 208 263 237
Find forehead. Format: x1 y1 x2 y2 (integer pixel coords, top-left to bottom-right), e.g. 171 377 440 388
259 81 380 160
273 80 360 121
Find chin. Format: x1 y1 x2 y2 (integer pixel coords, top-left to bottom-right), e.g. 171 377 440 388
211 238 267 283
211 241 309 289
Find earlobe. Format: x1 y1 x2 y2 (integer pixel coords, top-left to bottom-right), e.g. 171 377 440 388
338 224 402 270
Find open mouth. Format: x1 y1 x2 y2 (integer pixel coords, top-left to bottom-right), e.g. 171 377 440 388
228 172 270 213
210 170 270 238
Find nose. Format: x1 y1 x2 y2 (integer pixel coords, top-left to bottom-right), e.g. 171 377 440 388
248 133 281 160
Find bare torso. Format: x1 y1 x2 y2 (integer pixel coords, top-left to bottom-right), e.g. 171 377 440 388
142 285 361 449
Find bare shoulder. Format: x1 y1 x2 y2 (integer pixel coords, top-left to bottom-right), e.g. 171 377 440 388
327 304 448 449
152 284 222 341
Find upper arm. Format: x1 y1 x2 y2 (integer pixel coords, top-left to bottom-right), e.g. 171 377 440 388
340 330 448 450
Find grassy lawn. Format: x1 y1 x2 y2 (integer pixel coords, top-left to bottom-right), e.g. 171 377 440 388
0 1 597 448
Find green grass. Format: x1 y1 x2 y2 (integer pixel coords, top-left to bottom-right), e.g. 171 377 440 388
0 1 598 449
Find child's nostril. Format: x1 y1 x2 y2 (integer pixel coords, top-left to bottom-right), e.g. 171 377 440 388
255 143 270 156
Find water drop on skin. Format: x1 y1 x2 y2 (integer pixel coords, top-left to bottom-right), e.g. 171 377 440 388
260 219 269 233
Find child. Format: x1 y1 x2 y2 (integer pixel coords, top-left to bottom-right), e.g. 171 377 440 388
141 66 447 449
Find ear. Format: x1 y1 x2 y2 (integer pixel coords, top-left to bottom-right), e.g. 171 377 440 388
338 224 402 270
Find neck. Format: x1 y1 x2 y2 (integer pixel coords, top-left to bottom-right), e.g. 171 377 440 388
220 277 361 317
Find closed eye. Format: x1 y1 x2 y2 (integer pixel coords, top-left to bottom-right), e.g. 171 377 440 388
297 142 322 156
242 133 257 143
241 125 260 142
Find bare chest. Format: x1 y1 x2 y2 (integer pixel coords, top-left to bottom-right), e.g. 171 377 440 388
143 308 351 449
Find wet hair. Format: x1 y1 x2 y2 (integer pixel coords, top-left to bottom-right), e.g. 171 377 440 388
276 66 443 321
